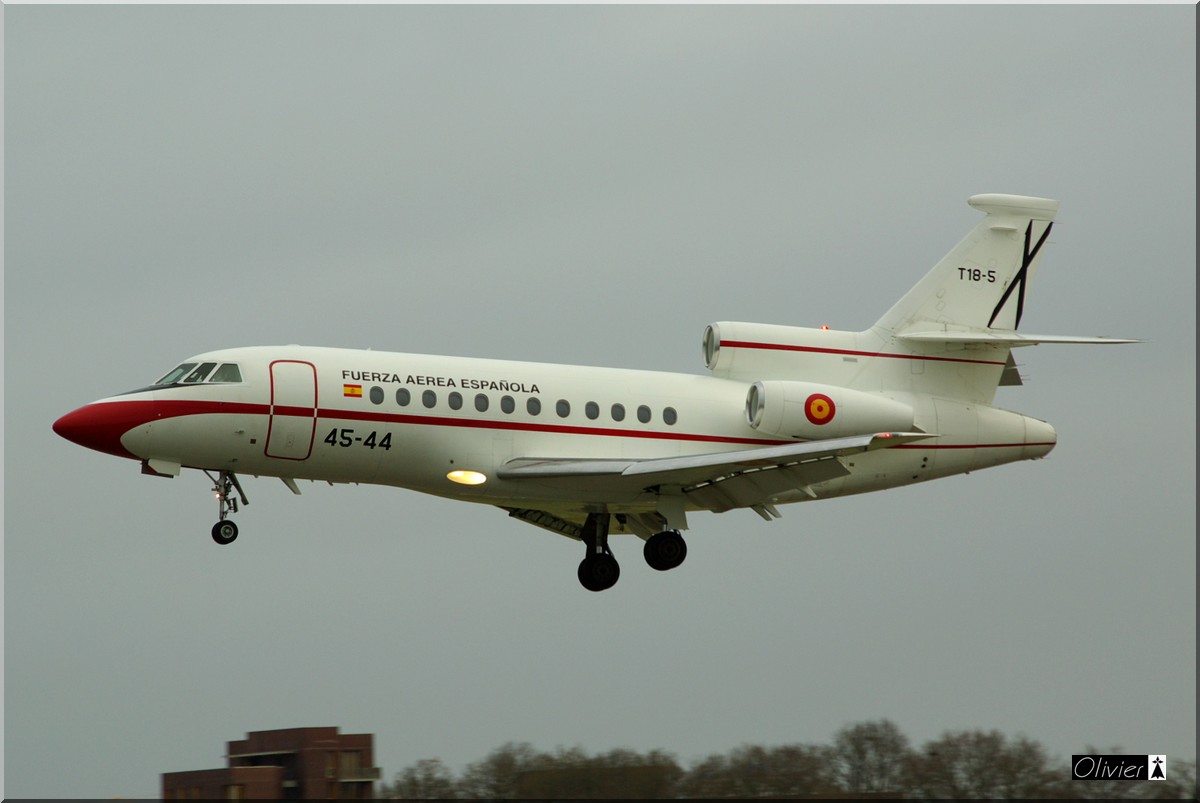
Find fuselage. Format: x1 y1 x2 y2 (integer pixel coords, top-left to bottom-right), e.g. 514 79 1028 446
49 195 1134 592
54 344 1056 520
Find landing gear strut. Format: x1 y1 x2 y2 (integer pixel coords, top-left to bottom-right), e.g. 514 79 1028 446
577 512 619 592
205 470 248 545
643 529 687 571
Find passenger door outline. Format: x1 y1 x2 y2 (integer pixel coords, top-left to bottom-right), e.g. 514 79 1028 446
265 360 318 460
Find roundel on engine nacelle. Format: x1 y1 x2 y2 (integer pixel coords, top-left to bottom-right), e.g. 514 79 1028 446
804 393 836 425
745 380 913 439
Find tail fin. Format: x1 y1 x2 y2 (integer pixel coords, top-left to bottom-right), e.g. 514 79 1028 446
705 195 1135 405
865 194 1135 403
872 194 1059 337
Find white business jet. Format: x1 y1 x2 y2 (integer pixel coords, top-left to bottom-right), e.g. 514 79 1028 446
54 195 1135 590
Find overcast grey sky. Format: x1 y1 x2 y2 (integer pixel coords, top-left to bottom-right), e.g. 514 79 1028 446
5 4 1195 799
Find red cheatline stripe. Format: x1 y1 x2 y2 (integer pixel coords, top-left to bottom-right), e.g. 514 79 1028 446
317 407 787 446
148 400 787 446
720 340 1008 367
100 400 1050 451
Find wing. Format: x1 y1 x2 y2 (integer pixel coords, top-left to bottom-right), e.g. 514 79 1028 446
498 431 933 531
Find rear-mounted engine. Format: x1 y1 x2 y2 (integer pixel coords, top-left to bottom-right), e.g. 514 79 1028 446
746 380 914 440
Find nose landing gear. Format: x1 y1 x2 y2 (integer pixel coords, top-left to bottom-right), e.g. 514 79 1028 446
205 470 248 545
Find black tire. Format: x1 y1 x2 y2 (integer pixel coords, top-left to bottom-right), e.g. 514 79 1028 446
577 554 620 592
211 520 239 545
644 530 687 571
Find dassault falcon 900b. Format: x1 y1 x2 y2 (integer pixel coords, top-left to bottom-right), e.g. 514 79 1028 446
54 195 1135 591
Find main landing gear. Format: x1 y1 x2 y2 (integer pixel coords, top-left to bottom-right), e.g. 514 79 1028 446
643 529 687 572
205 470 248 545
576 513 688 591
577 513 619 592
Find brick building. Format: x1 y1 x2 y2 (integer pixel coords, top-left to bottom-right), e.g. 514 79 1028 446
163 726 380 800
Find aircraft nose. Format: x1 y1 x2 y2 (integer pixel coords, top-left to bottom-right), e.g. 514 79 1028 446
1024 416 1057 459
53 399 155 459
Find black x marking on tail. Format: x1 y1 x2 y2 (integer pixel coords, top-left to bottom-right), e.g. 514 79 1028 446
988 220 1053 329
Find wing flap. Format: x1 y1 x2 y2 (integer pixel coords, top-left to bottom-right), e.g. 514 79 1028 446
686 459 852 513
502 507 584 540
497 432 934 531
499 431 932 486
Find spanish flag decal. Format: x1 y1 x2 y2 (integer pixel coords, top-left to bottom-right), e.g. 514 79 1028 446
804 393 836 425
344 384 363 398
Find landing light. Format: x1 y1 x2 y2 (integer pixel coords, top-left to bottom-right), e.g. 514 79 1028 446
447 470 488 486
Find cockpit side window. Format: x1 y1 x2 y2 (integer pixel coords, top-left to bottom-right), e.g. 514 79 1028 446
155 363 197 385
209 363 243 383
182 362 218 383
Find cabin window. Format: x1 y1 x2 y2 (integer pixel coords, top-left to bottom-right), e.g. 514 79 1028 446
475 394 489 412
611 403 626 422
527 397 541 416
448 391 463 410
501 395 515 414
422 390 437 408
585 401 600 420
156 364 196 385
209 363 242 383
369 386 384 404
396 388 411 406
663 407 678 426
637 405 651 423
556 399 570 418
182 362 217 383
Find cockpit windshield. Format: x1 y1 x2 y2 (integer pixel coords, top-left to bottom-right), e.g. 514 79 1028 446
183 362 217 383
155 362 243 386
209 363 242 382
155 364 196 385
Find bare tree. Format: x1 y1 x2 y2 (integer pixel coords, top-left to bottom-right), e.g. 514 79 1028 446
906 729 1061 799
828 719 912 794
378 726 1197 800
455 741 548 799
674 742 836 798
382 757 458 799
511 751 680 799
674 751 737 798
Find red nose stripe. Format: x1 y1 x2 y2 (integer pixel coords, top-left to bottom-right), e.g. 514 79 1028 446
53 401 158 459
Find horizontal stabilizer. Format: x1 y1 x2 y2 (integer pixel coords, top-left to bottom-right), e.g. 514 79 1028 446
897 331 1140 347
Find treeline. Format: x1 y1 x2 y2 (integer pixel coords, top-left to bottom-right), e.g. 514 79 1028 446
380 720 1196 799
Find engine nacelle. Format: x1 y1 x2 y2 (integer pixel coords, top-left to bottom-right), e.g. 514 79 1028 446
746 380 915 439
